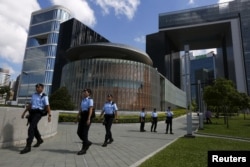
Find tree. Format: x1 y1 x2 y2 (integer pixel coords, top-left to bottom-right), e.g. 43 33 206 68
49 87 75 110
0 86 11 104
238 92 250 120
203 78 239 128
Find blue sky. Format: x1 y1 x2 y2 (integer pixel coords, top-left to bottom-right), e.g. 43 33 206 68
0 0 233 80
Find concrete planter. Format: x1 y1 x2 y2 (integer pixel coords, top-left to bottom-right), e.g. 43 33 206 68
0 107 59 148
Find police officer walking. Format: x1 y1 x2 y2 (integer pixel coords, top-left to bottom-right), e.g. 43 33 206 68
139 108 146 132
77 88 94 155
20 83 51 154
151 108 158 132
100 94 118 147
165 106 174 134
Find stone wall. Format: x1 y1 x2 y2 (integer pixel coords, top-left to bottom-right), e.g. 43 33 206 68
0 107 59 148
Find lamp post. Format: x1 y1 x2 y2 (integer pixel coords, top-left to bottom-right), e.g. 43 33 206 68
183 45 194 138
22 71 30 106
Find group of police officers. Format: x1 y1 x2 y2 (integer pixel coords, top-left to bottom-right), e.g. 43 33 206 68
139 106 174 134
20 84 173 155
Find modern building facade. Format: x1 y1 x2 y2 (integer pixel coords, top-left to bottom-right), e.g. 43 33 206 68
16 5 186 110
146 0 249 95
17 5 71 104
51 18 109 93
61 43 185 111
0 68 10 87
190 54 215 105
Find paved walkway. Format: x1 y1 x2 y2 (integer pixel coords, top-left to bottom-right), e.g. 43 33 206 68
0 114 199 167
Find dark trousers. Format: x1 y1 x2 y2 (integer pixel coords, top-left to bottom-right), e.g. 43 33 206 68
151 117 158 131
27 112 42 145
140 117 145 131
77 112 91 145
104 115 114 142
166 117 173 133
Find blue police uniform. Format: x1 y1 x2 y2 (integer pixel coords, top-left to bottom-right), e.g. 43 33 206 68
166 109 174 134
151 110 158 132
139 110 146 132
77 97 93 153
102 101 118 146
27 92 49 146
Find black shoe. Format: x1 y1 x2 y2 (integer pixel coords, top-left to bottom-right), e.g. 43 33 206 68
165 132 168 134
154 131 157 132
170 132 174 134
102 142 107 147
77 149 86 155
20 146 31 154
107 138 114 144
33 139 43 147
85 141 92 150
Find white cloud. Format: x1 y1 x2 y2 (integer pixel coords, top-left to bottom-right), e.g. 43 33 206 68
188 0 194 4
0 62 16 76
192 49 217 56
134 35 145 44
218 0 234 3
0 0 40 64
51 0 96 27
93 0 140 20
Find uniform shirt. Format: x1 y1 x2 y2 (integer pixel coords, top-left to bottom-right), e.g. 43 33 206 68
151 112 158 118
30 93 49 110
102 101 118 115
140 112 146 117
166 110 174 117
81 97 93 112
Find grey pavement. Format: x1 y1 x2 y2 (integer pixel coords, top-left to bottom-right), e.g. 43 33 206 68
0 114 199 167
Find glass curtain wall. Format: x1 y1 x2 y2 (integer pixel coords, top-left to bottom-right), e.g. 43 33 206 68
17 6 71 104
61 59 160 111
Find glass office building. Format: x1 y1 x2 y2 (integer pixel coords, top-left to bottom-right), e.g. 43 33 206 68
190 56 215 104
0 68 10 87
61 43 161 111
147 0 249 94
17 6 71 103
52 18 109 93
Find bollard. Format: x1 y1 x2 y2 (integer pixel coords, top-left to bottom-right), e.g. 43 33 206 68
199 112 204 129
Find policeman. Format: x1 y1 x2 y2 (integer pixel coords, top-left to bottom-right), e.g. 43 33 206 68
99 94 118 147
139 108 146 132
20 83 51 154
151 108 158 132
165 106 174 134
77 88 94 155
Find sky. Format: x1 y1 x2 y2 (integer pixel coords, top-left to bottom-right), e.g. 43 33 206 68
0 0 234 80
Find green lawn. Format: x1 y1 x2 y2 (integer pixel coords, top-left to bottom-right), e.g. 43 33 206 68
198 114 250 138
140 114 250 167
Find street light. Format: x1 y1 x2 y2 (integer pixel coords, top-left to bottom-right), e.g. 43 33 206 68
22 71 30 106
183 45 194 138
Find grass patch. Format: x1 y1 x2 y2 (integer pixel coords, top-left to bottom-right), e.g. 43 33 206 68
140 136 250 167
140 114 250 167
199 114 250 139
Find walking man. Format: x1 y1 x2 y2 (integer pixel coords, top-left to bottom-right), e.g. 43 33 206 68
100 94 118 147
20 83 51 154
77 88 94 155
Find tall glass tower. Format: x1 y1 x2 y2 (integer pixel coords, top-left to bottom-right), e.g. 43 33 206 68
17 5 71 104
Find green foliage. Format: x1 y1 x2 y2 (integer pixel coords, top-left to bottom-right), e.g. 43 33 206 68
58 109 187 123
203 78 250 112
199 114 250 138
140 113 250 167
140 137 250 167
49 87 75 110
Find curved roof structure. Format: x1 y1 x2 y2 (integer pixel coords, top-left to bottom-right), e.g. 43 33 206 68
66 43 153 66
